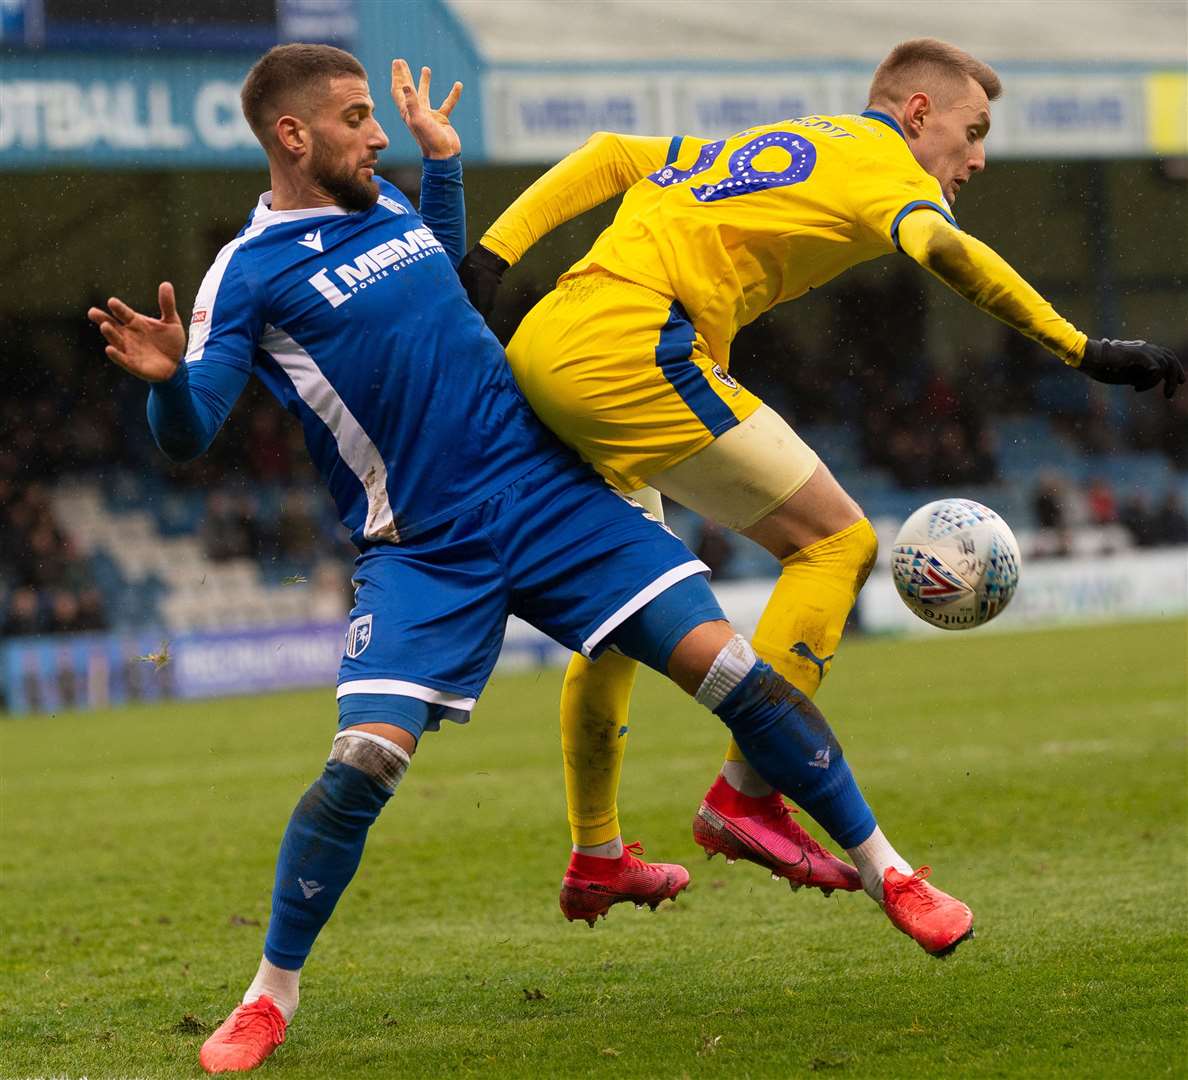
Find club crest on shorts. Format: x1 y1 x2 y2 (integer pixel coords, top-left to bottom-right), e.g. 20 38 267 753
710 363 738 389
346 613 373 658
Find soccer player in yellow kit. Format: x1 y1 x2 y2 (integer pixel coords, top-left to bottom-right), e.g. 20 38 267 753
459 39 1184 929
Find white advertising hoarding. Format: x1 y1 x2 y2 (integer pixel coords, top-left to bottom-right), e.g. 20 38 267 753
859 548 1188 635
483 69 1184 161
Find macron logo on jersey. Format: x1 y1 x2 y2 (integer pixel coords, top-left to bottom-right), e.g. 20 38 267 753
306 226 444 309
298 229 324 252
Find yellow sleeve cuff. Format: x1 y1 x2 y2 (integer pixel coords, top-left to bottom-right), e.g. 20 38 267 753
479 232 519 267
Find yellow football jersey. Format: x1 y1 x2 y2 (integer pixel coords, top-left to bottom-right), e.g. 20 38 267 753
562 112 954 367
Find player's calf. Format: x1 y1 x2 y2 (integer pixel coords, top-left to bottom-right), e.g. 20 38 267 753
201 726 412 1073
262 729 410 972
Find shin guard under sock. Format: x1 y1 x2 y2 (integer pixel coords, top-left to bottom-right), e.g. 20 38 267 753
262 760 394 969
700 642 876 849
721 518 878 778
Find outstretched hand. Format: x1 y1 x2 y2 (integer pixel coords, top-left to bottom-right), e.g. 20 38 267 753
391 58 462 160
1079 338 1185 399
87 282 186 383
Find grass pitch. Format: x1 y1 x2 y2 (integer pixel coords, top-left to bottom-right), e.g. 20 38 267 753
2 618 1185 1079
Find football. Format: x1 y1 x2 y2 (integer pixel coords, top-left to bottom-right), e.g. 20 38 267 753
890 498 1022 630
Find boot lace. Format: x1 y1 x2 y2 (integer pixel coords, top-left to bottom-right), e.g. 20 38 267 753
225 999 286 1047
893 866 940 913
622 840 647 866
763 796 834 860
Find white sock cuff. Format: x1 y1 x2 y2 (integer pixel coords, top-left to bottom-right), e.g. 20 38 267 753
694 634 758 710
330 729 411 792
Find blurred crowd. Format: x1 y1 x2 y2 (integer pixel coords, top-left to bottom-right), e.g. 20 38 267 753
1 315 353 638
3 278 1186 636
1031 469 1188 558
0 479 108 637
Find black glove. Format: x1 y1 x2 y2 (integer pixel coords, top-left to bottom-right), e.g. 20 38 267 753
1078 338 1185 399
457 244 509 322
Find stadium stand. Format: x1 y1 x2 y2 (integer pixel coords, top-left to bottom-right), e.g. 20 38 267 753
1 0 1183 714
4 304 1185 643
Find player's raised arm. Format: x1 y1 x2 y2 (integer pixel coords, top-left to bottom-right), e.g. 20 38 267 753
457 131 679 318
896 211 1184 398
391 59 467 266
391 58 461 160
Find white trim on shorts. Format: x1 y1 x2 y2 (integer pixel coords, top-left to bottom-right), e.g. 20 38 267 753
336 679 477 711
580 559 709 658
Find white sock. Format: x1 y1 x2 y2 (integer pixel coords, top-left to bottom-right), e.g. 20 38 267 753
720 759 773 798
574 837 624 858
846 826 913 903
694 634 757 709
244 955 301 1022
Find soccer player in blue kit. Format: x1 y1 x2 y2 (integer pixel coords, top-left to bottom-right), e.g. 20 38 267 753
89 45 973 1075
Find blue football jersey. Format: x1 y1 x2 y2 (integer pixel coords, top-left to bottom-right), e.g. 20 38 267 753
172 174 564 548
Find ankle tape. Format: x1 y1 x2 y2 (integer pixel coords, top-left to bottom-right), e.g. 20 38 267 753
694 634 758 710
329 730 410 793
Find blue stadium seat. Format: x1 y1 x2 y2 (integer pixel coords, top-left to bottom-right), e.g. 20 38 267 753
155 492 207 537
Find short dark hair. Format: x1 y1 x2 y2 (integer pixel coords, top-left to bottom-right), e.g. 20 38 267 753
869 38 1002 107
241 43 367 145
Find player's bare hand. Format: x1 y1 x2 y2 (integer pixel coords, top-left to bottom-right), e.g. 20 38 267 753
87 281 186 382
391 58 462 160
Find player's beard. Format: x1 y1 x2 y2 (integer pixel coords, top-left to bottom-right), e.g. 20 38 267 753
310 140 379 212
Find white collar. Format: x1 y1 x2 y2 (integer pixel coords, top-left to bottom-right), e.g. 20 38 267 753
253 191 355 223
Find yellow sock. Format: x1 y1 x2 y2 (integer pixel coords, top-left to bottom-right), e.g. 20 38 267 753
723 518 878 764
560 649 639 847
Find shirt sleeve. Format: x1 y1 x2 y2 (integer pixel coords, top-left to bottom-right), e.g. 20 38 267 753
853 164 957 252
897 210 1087 363
418 155 466 268
147 359 250 462
481 131 678 266
148 250 260 461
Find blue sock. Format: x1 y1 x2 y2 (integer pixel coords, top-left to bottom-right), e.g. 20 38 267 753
263 760 392 969
714 660 876 849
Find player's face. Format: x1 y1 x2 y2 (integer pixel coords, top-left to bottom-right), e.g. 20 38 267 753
308 76 390 212
911 77 991 205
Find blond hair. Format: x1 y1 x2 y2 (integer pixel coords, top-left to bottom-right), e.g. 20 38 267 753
869 38 1002 107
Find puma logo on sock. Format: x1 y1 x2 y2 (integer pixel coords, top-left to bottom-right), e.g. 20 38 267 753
791 641 834 680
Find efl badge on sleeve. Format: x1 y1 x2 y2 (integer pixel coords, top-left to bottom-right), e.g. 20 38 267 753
346 613 373 658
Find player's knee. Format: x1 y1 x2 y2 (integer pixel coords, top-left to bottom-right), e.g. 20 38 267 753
607 573 726 677
328 729 411 794
846 517 879 588
747 479 865 559
792 517 879 590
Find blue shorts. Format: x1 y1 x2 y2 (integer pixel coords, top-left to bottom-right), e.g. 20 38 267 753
336 457 710 736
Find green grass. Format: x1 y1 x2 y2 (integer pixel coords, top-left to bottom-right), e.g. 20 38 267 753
2 619 1186 1079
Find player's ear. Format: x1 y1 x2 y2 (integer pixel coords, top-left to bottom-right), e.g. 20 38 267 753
275 114 309 157
904 92 931 137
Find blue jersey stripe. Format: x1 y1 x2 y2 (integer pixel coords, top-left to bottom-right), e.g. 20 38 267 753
654 302 739 437
665 135 684 165
890 199 959 250
860 109 905 139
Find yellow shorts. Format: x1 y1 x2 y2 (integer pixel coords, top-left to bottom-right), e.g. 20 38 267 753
506 271 763 493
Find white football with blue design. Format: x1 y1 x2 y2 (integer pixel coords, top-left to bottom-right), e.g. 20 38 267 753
891 499 1021 630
